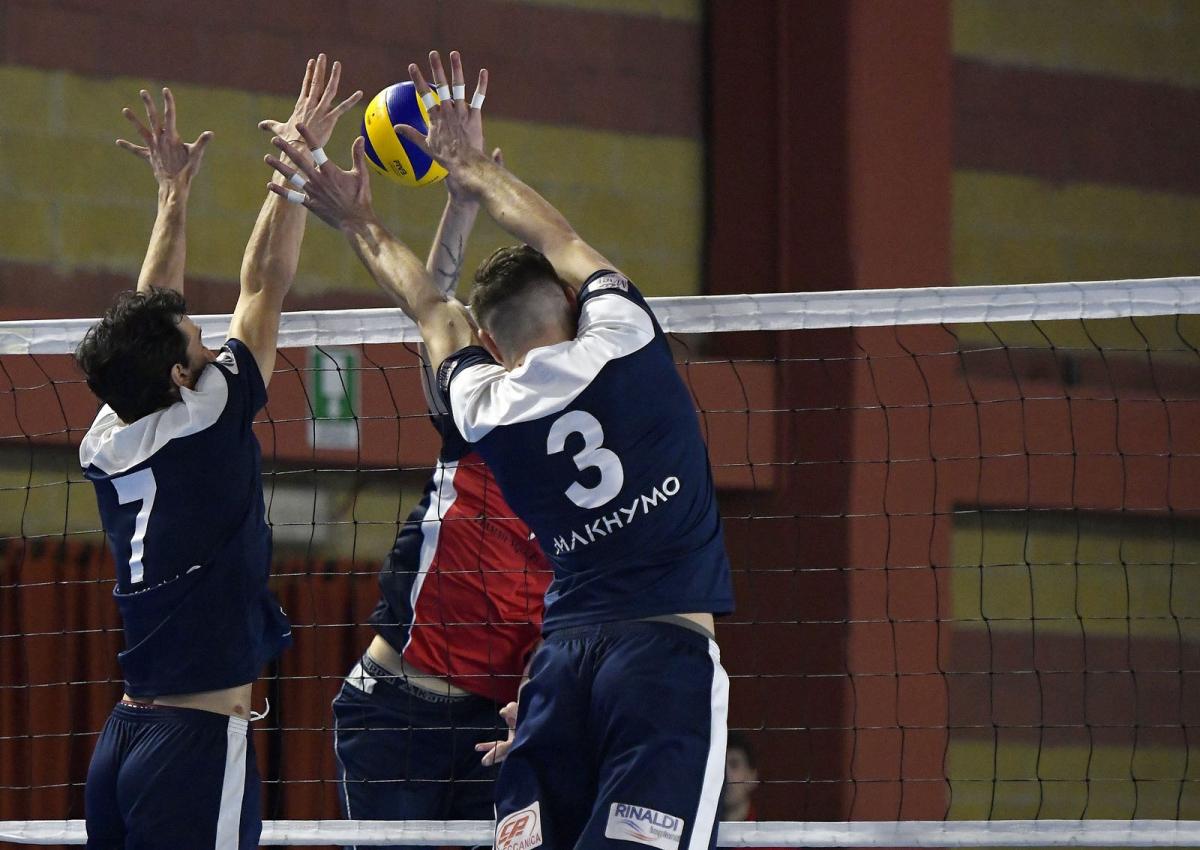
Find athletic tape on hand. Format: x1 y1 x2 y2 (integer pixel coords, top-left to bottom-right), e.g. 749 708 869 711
285 189 306 205
289 172 307 189
436 83 452 101
470 92 485 110
310 147 328 167
452 84 466 101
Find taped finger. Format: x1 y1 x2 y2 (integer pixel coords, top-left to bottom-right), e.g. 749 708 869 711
285 189 306 205
289 171 307 189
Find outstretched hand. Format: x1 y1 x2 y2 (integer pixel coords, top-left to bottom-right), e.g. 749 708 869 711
396 50 491 190
117 87 213 188
475 700 518 767
259 53 362 151
265 124 374 231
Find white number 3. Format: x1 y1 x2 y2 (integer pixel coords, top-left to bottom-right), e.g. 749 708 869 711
546 411 624 509
112 468 157 584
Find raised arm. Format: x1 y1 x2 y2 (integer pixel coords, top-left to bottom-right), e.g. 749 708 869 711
424 64 502 298
230 55 362 386
115 88 213 294
397 51 616 291
266 128 478 374
427 194 481 298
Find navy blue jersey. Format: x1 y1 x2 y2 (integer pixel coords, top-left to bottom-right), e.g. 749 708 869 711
80 338 291 697
438 271 733 631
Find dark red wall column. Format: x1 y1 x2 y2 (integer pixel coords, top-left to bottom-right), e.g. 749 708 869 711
707 0 952 819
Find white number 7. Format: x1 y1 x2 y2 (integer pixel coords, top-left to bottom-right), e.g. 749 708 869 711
112 468 157 584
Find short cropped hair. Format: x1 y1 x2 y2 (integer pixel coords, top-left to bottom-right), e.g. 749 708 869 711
470 245 570 354
75 288 190 423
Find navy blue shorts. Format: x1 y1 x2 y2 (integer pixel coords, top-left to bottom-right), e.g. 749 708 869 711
332 653 502 850
85 702 259 850
494 620 729 850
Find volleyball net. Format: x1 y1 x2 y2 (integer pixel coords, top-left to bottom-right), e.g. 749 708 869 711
2 277 1199 846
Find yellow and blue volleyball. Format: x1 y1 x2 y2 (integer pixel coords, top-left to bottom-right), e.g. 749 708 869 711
360 82 447 187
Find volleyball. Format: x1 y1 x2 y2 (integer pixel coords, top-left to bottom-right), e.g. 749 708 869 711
360 81 447 187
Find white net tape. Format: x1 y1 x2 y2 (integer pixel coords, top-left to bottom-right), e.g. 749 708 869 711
2 277 1199 355
5 819 1200 846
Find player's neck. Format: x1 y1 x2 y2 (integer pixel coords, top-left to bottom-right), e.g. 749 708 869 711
512 329 571 369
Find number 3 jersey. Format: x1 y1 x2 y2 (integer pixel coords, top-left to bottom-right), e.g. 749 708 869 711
79 338 291 698
438 271 734 631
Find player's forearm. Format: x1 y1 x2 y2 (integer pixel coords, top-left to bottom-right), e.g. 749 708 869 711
343 215 443 319
239 175 307 303
426 196 480 297
136 182 190 294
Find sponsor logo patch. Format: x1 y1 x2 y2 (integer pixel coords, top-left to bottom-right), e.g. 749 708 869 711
496 801 543 850
591 274 630 293
604 802 685 850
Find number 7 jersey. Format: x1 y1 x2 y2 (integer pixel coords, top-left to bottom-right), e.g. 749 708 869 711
80 338 291 697
438 272 734 631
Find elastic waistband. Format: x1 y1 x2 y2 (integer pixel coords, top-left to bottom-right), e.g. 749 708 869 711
352 654 481 705
544 617 714 653
113 701 249 733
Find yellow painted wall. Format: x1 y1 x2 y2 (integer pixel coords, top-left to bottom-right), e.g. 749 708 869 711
951 511 1200 641
949 511 1200 818
0 65 704 304
948 740 1200 819
954 171 1200 286
952 1 1200 288
954 0 1200 88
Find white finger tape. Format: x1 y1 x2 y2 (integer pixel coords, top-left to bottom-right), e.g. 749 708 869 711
289 172 307 189
470 91 486 110
452 84 466 101
420 90 438 110
285 189 306 205
436 83 451 101
310 147 328 167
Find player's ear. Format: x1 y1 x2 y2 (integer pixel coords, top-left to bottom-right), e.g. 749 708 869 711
479 329 506 368
170 362 190 389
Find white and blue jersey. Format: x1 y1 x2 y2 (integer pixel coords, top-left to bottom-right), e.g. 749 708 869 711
438 271 733 631
80 338 291 698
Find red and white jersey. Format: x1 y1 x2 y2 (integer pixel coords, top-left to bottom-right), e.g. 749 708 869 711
369 422 552 704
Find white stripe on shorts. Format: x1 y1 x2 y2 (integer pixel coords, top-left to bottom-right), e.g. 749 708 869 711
688 639 729 850
215 715 249 849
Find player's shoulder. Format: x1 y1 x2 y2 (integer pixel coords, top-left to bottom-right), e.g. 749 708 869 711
578 270 649 311
79 355 239 476
213 338 254 377
576 269 658 341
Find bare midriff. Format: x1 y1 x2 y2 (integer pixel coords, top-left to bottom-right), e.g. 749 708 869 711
367 633 473 697
122 682 254 719
678 612 716 638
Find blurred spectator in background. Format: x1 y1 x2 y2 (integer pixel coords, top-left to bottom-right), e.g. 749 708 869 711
721 730 761 821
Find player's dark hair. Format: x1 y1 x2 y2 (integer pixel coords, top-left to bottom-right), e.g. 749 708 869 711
726 731 757 769
75 288 190 423
470 244 568 336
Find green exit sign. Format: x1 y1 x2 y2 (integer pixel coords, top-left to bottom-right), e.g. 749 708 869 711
308 348 360 451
